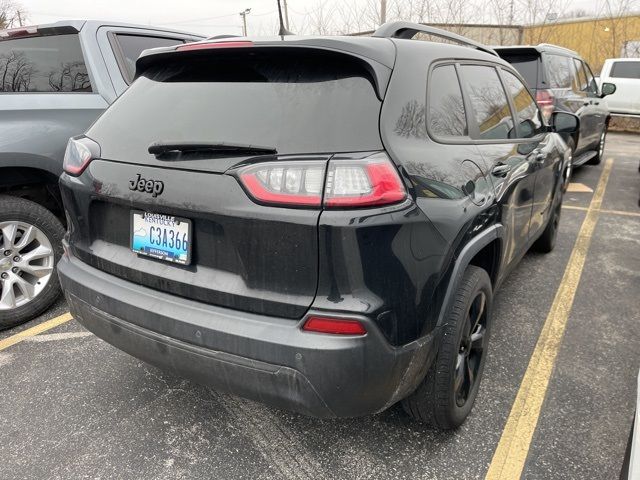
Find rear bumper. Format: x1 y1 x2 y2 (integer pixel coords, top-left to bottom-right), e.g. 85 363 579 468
58 253 436 418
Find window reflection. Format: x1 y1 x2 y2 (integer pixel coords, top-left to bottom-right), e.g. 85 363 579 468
461 65 514 140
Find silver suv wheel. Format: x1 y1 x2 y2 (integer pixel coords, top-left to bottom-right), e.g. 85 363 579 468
0 221 55 310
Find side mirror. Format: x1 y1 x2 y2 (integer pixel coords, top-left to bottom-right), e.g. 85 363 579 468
550 111 579 134
600 82 616 97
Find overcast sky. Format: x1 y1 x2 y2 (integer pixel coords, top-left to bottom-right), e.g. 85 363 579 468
20 0 605 37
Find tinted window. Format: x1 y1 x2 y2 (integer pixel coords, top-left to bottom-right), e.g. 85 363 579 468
611 61 640 79
582 62 598 94
0 34 91 92
502 70 544 138
461 65 514 140
115 35 184 82
90 50 382 159
573 58 588 90
497 52 539 89
428 65 467 138
545 54 573 88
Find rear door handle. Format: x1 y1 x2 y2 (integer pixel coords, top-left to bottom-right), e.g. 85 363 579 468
492 163 511 176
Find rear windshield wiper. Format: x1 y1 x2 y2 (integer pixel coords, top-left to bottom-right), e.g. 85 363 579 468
148 141 277 157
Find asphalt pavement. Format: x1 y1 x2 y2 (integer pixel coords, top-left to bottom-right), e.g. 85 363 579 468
1 133 638 480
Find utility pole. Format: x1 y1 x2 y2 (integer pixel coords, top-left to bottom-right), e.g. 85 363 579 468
16 10 23 27
380 0 387 25
283 0 290 30
239 8 251 36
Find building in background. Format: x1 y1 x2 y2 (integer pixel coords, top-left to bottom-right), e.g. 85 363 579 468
524 13 640 72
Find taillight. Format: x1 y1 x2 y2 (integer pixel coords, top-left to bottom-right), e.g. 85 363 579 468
302 316 367 335
63 136 100 176
238 161 326 207
237 153 406 209
536 89 555 121
324 153 406 208
176 41 254 52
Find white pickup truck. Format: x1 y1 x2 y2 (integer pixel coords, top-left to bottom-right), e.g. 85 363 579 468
599 58 640 116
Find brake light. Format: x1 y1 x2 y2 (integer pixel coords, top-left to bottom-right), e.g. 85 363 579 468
177 41 254 52
63 136 100 176
237 153 406 209
302 316 367 335
536 89 555 121
324 153 406 207
0 27 37 38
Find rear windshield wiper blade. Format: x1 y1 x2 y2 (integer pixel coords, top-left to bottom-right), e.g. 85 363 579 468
148 141 277 157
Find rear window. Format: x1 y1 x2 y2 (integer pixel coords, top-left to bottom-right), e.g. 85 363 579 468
91 49 383 157
0 34 91 92
113 34 184 82
496 52 539 89
610 61 640 79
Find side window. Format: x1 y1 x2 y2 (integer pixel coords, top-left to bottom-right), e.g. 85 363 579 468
114 34 184 82
460 65 514 140
545 54 573 88
428 65 468 138
611 61 640 79
573 58 588 91
501 70 545 138
0 34 91 92
582 62 598 94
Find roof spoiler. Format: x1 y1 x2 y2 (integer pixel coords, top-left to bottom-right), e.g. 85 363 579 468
373 21 498 57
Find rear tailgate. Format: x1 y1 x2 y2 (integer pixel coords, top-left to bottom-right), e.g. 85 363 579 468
63 43 390 319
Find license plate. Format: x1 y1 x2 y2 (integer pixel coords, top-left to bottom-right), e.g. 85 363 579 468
131 211 191 265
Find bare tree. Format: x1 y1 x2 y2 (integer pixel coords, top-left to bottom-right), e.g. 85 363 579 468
600 0 639 57
0 0 27 29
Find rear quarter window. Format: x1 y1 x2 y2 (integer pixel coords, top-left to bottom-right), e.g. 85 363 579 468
0 34 91 92
544 54 574 88
428 65 468 138
610 61 640 79
113 34 184 83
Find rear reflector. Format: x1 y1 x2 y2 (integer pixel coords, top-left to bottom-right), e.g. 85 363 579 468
237 152 406 209
302 316 367 335
177 41 254 52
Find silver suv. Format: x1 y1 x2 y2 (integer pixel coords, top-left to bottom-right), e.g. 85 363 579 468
0 20 202 328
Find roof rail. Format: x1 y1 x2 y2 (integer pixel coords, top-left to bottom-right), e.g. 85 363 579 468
372 21 497 57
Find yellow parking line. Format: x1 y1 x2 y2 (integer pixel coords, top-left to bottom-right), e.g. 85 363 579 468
0 313 73 352
564 205 640 218
599 208 640 218
486 158 614 480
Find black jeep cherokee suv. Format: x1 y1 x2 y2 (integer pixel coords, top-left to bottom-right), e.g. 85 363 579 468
57 22 577 428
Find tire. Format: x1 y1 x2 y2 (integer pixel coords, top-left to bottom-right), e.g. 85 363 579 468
402 265 492 429
588 126 607 165
533 200 562 253
0 195 65 330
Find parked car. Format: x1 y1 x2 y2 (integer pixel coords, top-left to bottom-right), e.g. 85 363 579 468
599 58 640 116
0 20 203 329
494 44 616 173
57 22 577 427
